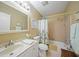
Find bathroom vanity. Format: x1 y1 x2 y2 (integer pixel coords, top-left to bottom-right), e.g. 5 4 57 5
0 39 38 57
18 40 38 57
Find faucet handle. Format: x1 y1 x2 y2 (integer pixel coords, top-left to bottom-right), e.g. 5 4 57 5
10 40 13 43
9 40 14 45
5 44 8 48
11 40 14 44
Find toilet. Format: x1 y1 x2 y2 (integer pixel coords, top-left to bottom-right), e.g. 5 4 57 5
33 36 48 57
38 43 48 57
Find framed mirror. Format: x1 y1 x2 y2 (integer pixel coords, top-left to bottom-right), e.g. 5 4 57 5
0 1 29 34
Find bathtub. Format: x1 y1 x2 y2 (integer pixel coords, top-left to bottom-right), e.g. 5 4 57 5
48 40 68 57
49 40 68 50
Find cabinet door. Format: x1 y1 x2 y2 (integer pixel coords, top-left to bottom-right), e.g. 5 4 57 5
18 46 33 57
32 43 38 57
18 43 38 57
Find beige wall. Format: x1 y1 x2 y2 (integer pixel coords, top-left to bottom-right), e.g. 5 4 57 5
65 1 79 23
66 1 79 12
28 4 42 37
48 15 66 42
0 32 28 43
65 1 79 24
0 2 42 43
48 1 79 44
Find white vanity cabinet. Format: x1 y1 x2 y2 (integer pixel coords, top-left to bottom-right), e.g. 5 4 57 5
18 42 38 57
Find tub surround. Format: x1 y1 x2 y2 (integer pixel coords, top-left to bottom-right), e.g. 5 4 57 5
48 44 61 57
49 40 68 50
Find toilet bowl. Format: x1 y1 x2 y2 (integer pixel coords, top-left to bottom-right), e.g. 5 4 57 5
38 43 48 57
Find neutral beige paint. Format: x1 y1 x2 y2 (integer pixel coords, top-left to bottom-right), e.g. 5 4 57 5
65 1 79 24
48 15 66 42
28 4 42 37
0 32 28 43
66 1 79 12
48 1 79 44
0 2 42 43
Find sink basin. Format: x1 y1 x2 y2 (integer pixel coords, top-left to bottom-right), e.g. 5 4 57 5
22 39 34 45
0 42 25 56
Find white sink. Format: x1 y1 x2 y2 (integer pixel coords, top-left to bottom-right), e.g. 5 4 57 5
22 39 34 45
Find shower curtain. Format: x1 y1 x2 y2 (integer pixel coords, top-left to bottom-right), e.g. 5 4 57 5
70 23 79 55
38 19 48 44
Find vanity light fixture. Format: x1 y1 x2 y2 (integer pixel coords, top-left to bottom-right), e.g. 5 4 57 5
14 1 30 11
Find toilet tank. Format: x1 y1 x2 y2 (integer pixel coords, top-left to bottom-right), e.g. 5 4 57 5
33 36 40 42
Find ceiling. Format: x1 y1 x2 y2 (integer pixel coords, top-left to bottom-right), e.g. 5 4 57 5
29 1 69 16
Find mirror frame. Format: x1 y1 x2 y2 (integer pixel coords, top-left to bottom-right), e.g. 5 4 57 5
0 1 30 34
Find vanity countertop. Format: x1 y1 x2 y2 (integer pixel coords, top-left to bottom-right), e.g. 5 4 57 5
0 39 37 57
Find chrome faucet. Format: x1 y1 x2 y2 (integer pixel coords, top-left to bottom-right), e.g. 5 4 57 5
5 40 14 48
8 40 14 46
